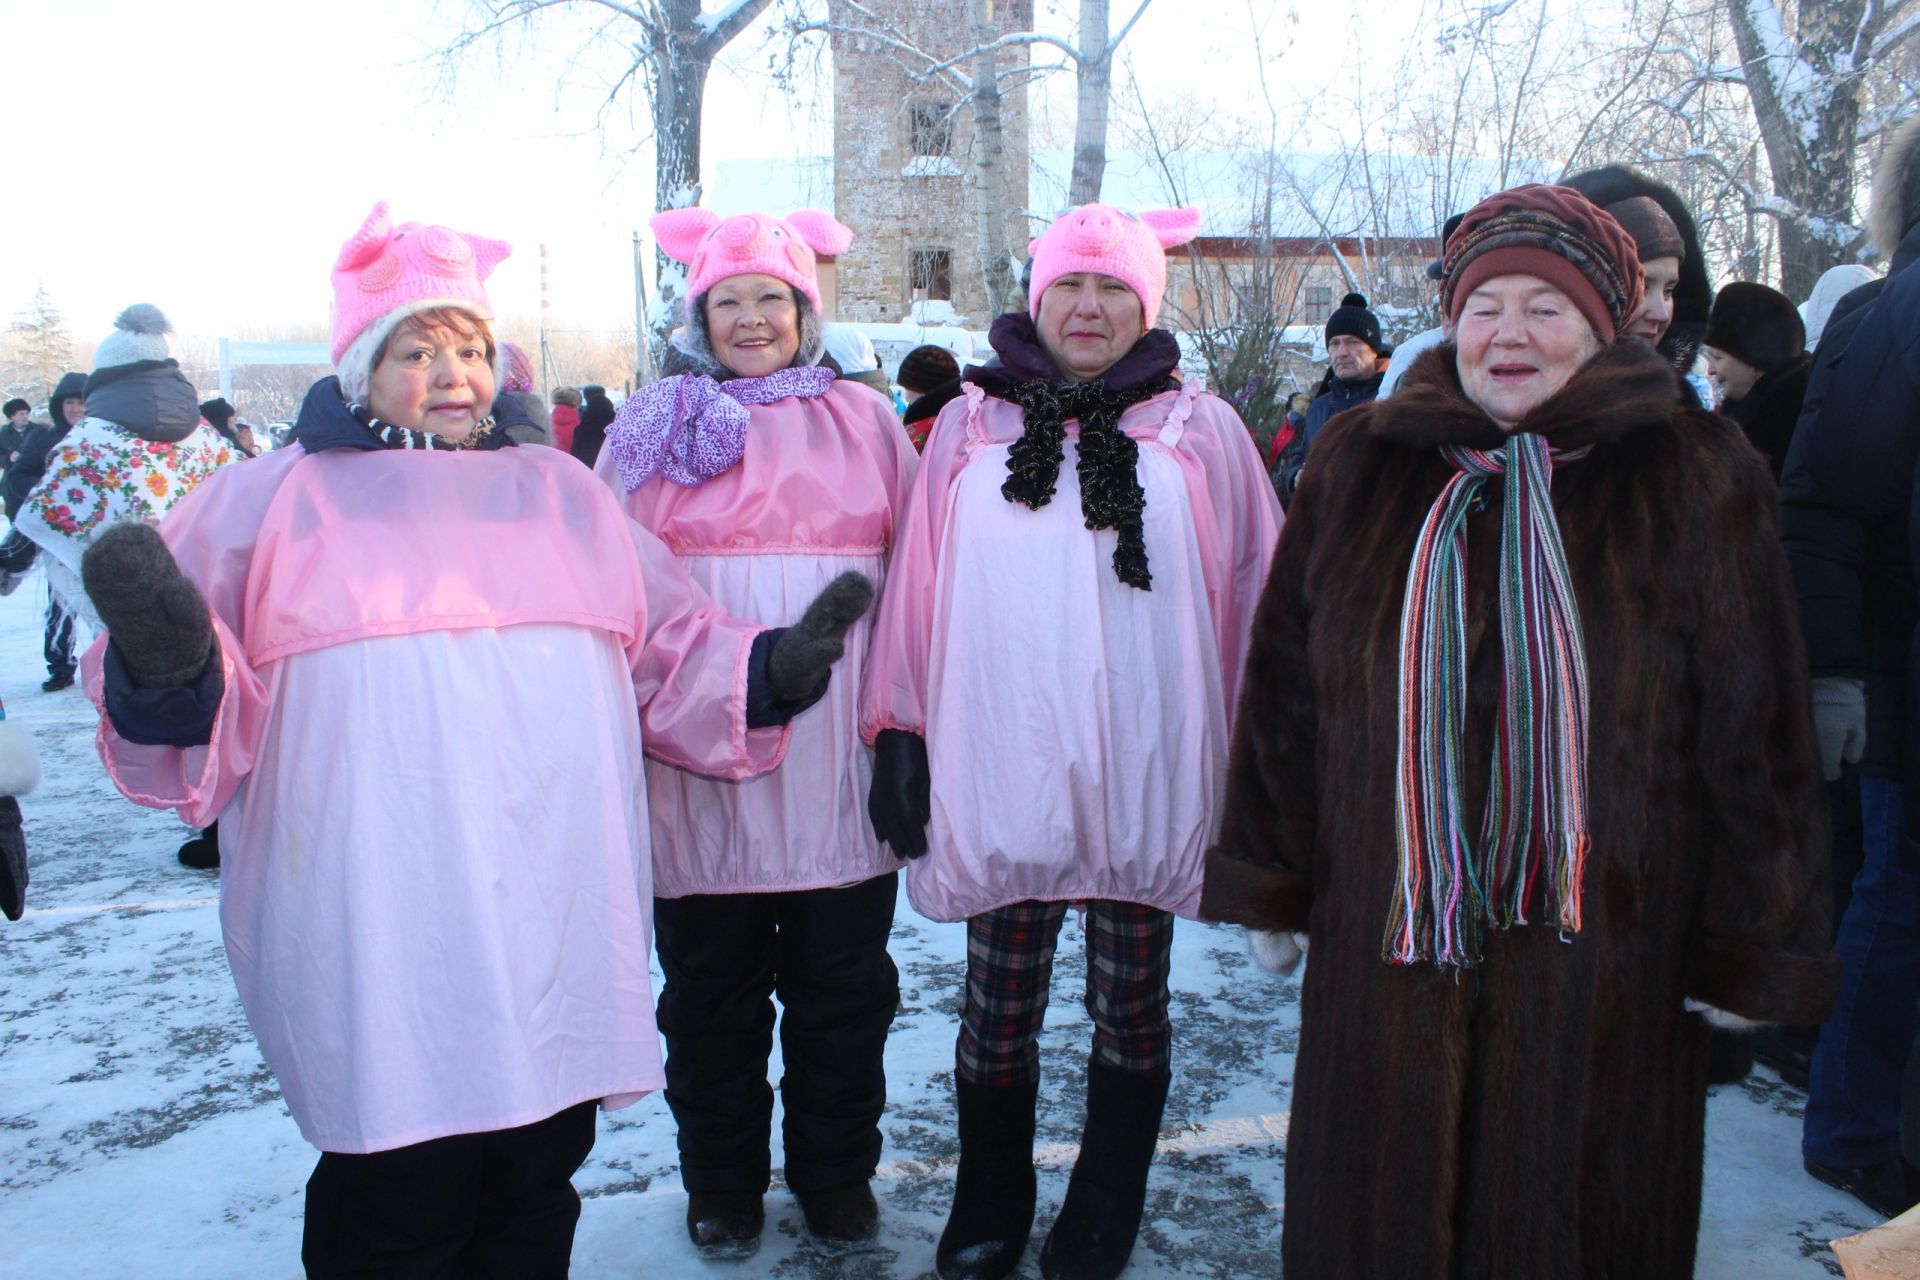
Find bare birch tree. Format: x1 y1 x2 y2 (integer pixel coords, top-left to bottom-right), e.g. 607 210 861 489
442 0 776 319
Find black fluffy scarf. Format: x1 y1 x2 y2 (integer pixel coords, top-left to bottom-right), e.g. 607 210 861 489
967 313 1180 590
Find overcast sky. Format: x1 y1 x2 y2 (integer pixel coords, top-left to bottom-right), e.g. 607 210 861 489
1 0 1370 348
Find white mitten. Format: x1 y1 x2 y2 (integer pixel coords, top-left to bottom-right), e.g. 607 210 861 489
0 719 41 797
1248 928 1307 977
1684 997 1764 1031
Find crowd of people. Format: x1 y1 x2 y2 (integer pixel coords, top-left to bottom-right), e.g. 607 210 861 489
0 119 1915 1279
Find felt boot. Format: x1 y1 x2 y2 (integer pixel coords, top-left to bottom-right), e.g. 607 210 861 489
1038 1064 1170 1280
937 1078 1039 1280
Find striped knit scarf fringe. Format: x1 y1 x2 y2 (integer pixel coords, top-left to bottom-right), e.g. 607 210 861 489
1384 432 1592 968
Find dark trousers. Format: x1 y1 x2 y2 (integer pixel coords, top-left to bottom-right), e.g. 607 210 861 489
44 598 73 680
956 900 1174 1088
653 872 900 1195
301 1102 597 1279
1806 777 1920 1167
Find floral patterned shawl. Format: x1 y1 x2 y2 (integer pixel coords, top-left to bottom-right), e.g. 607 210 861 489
14 416 238 625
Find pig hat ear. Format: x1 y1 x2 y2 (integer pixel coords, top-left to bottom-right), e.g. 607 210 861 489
468 234 512 282
1139 207 1202 249
336 202 394 271
651 207 723 264
785 209 854 256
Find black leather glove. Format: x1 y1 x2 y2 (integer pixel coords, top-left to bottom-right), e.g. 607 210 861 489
766 571 874 702
869 728 930 859
81 522 215 688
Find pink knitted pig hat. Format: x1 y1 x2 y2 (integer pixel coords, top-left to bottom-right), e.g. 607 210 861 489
330 201 512 402
650 208 853 312
1026 205 1202 324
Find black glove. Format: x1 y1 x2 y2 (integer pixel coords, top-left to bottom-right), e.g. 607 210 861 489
869 728 930 859
81 522 215 688
766 571 875 702
0 796 25 922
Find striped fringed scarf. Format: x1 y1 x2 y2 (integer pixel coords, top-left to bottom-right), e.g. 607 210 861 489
1384 432 1592 968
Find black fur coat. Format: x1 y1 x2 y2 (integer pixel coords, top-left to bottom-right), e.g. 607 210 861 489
1201 339 1838 1278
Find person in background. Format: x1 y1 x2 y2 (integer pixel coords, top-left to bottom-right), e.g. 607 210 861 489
897 343 962 451
1 398 31 472
1801 264 1878 352
1264 390 1310 493
1203 183 1835 1277
200 398 261 458
602 205 915 1258
1704 282 1810 480
1562 165 1715 407
1780 113 1920 1221
2 371 86 691
496 342 552 447
864 203 1282 1280
570 384 614 468
550 385 581 455
819 326 894 400
1280 291 1385 502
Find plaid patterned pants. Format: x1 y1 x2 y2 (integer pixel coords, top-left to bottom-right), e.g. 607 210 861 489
955 899 1174 1087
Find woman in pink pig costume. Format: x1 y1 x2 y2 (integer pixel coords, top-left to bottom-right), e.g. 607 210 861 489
862 203 1283 1280
72 202 871 1279
594 206 917 1257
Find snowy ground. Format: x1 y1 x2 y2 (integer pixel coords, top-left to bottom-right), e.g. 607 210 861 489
0 580 1880 1278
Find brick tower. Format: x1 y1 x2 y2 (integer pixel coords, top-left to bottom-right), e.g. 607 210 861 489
828 0 1033 324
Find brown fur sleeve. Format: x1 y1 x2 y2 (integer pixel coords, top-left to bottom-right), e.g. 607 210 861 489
1200 430 1327 931
1680 414 1840 1024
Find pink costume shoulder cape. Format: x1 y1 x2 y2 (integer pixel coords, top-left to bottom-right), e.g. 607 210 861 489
600 378 918 896
861 380 1283 922
83 444 788 1153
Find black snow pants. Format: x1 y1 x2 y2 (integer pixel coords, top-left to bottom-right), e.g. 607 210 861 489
653 870 900 1196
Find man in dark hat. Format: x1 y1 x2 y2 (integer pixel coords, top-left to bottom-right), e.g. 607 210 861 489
1 398 31 474
1 372 87 690
1279 291 1385 502
1703 281 1810 479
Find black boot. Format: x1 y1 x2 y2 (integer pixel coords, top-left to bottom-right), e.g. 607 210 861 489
937 1078 1039 1280
177 822 220 871
1038 1064 1170 1280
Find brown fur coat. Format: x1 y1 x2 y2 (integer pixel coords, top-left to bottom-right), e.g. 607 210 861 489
1201 339 1838 1279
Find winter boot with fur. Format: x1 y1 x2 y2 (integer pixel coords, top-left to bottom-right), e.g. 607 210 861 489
937 1078 1039 1280
1038 1064 1171 1280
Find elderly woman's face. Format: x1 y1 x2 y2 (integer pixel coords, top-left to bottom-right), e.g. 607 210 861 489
1036 272 1146 382
368 319 496 440
1451 276 1604 428
705 273 800 378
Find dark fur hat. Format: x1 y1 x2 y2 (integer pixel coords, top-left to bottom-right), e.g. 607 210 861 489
1705 282 1806 375
3 398 27 417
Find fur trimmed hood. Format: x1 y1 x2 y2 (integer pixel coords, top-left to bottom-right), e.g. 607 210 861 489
1871 114 1920 259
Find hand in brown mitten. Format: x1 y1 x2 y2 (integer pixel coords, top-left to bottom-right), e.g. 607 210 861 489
81 522 215 688
766 572 875 702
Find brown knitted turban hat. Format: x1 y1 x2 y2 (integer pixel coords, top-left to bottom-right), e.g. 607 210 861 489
1442 184 1644 340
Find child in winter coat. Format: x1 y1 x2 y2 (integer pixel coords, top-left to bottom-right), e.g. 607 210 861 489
863 204 1283 1280
598 207 916 1256
76 202 870 1277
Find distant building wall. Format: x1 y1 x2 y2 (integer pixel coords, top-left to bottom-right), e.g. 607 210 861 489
829 0 1033 325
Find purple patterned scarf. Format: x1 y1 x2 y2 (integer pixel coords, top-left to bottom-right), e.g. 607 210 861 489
607 365 836 492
